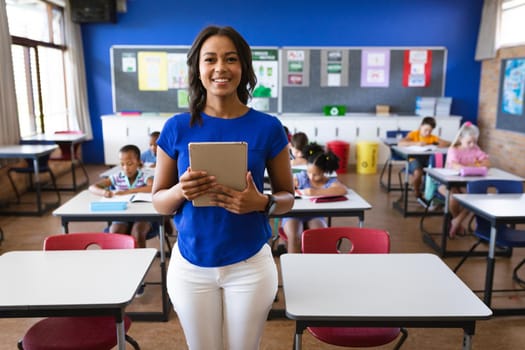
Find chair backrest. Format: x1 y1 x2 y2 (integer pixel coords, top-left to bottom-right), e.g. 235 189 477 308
385 130 410 139
44 233 137 251
467 179 523 195
302 227 390 254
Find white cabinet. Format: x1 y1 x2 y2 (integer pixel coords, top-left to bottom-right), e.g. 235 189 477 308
101 114 461 166
101 115 169 165
278 114 462 166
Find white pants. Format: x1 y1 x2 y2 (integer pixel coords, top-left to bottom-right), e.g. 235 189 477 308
167 243 278 350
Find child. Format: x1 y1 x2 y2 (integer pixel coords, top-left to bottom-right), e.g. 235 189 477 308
90 144 154 248
282 143 347 253
141 131 160 167
398 116 450 202
290 132 309 166
439 122 490 238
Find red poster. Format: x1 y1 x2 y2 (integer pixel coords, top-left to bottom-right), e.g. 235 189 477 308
403 50 432 87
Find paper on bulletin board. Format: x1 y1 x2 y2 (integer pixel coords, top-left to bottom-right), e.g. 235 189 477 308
361 49 390 87
284 49 310 87
320 49 349 87
252 49 279 98
167 53 188 89
138 52 168 91
122 53 136 72
403 50 432 87
177 89 189 108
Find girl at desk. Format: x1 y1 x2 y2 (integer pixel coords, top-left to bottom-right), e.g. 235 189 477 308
283 143 347 253
439 122 490 238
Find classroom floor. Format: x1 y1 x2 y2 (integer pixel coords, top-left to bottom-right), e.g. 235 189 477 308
1 164 525 350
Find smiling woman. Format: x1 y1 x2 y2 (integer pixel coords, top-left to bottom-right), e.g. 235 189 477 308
151 25 295 350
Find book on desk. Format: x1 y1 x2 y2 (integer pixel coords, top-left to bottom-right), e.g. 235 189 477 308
90 192 152 211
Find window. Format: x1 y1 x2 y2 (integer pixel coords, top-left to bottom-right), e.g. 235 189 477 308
500 0 525 47
6 0 67 137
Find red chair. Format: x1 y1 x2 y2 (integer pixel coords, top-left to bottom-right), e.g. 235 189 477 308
17 233 140 350
301 227 408 349
50 130 89 190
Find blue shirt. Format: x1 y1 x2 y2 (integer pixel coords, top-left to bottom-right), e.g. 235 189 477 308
141 149 157 164
157 109 288 267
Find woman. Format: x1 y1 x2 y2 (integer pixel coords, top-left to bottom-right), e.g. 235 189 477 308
152 25 294 350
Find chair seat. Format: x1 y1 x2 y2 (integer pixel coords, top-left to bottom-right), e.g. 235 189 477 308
21 316 132 350
474 225 525 247
308 326 402 347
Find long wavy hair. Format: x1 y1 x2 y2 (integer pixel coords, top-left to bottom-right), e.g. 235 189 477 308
186 26 257 126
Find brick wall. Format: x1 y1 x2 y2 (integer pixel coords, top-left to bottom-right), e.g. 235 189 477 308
478 45 525 177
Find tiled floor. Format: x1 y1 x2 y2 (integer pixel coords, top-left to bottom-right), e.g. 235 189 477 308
2 164 525 349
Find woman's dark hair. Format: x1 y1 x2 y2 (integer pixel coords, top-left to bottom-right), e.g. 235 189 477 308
303 142 340 173
187 25 257 126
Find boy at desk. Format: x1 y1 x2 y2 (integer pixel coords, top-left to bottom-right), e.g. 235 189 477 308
89 144 154 249
398 116 450 204
141 131 160 167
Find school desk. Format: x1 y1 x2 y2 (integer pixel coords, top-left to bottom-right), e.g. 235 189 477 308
281 253 492 350
0 144 59 216
453 193 525 316
0 248 156 350
423 167 524 258
52 190 170 321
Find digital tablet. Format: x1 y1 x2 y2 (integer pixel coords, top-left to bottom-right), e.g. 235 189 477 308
189 142 248 207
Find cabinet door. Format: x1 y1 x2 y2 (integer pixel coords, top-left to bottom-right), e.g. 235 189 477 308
102 117 129 165
435 117 461 142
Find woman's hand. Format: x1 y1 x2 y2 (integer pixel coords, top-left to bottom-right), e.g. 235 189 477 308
178 167 216 201
210 172 266 214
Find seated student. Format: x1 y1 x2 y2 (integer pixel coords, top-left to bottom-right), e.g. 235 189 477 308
89 144 154 249
438 122 490 238
282 143 347 253
141 131 160 167
290 131 309 166
398 116 450 203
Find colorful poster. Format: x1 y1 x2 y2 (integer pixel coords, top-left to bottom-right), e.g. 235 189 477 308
252 49 279 98
167 53 188 89
361 49 390 87
284 49 309 87
137 52 168 91
502 58 525 115
403 50 432 87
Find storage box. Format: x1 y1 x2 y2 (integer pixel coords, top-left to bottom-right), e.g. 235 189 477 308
375 105 390 115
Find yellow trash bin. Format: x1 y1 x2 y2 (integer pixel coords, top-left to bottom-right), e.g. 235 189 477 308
356 141 379 174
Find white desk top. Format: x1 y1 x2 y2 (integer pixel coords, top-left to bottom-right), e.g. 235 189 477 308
22 133 87 143
290 190 371 212
453 193 525 222
391 145 448 157
0 144 58 158
0 249 156 310
425 167 524 185
281 253 492 321
53 190 161 218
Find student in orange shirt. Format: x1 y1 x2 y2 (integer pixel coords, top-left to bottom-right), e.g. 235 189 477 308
398 116 450 202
